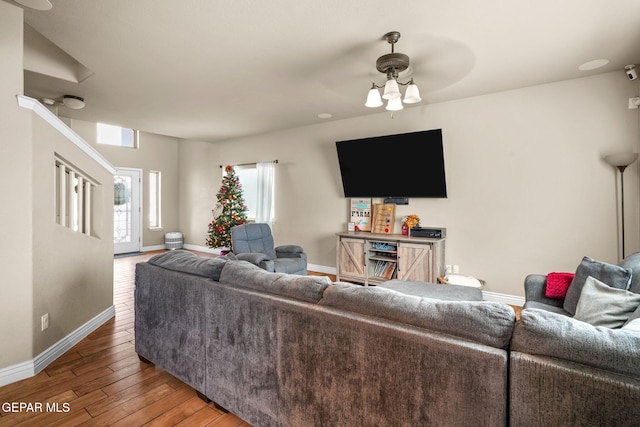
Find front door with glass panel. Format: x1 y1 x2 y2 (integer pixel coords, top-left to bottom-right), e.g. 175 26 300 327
114 168 141 254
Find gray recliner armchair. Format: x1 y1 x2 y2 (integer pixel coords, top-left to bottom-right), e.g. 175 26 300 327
230 223 307 275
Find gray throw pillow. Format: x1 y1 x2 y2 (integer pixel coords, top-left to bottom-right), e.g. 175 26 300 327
573 276 640 328
622 318 640 332
563 256 632 316
618 252 640 293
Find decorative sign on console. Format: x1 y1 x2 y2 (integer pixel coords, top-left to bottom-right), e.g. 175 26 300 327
349 198 371 231
372 204 395 234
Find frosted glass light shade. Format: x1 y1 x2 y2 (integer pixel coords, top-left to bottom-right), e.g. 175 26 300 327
382 79 401 100
385 96 404 111
604 153 639 168
403 83 422 104
365 88 383 108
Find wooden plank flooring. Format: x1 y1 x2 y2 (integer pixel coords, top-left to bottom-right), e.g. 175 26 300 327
0 250 250 427
0 250 521 426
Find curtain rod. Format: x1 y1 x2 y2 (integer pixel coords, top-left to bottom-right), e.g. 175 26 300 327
219 160 278 168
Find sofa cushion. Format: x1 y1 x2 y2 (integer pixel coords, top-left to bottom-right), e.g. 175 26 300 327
232 223 277 260
219 260 330 303
563 256 632 316
378 280 482 301
544 272 574 299
522 300 571 316
319 282 516 349
147 250 227 281
573 276 640 328
511 308 640 377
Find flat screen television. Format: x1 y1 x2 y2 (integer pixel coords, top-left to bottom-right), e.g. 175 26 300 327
336 129 447 198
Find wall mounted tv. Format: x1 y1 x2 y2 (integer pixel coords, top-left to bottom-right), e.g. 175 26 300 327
336 129 447 198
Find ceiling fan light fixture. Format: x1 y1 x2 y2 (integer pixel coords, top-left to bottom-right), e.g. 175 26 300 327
365 31 421 112
62 95 86 109
365 86 383 108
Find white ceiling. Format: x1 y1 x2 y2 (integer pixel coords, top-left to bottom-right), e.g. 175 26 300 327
13 0 640 142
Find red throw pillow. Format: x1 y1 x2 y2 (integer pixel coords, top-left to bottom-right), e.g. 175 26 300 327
545 272 575 299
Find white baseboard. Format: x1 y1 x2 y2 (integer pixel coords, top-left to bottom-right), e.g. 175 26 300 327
0 305 115 387
0 360 34 389
307 263 336 275
142 244 165 252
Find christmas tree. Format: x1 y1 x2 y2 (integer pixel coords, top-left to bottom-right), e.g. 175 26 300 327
206 165 248 250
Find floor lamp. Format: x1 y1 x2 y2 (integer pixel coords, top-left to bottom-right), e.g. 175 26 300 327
604 152 639 259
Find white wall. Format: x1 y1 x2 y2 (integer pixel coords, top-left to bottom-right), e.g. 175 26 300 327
31 114 115 356
178 140 221 247
180 71 640 297
0 1 33 370
0 2 115 377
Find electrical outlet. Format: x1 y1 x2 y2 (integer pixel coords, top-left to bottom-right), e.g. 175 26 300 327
41 313 49 331
453 265 460 274
445 264 452 274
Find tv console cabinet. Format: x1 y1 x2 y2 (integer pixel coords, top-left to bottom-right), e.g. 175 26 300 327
336 232 445 286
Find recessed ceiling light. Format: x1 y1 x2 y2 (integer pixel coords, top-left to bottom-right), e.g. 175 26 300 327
578 59 609 71
317 113 332 119
14 0 52 11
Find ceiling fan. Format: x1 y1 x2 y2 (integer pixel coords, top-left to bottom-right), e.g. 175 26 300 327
41 95 86 110
365 31 421 111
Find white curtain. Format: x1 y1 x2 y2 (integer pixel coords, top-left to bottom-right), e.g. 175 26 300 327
255 161 275 225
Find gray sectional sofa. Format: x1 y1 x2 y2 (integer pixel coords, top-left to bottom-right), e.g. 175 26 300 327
135 250 515 426
135 250 640 426
514 254 640 426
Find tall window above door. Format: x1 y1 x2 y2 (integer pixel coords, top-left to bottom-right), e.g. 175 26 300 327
97 123 138 148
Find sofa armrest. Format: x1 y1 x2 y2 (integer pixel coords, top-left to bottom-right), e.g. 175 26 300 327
512 309 640 378
276 245 304 254
275 246 306 262
235 252 271 265
524 274 564 308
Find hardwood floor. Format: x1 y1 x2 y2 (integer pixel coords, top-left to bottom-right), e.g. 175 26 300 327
0 250 520 426
0 250 250 427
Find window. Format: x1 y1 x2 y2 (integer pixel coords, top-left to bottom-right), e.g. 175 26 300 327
55 155 97 236
233 161 275 224
97 123 138 148
235 166 258 219
149 170 162 228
